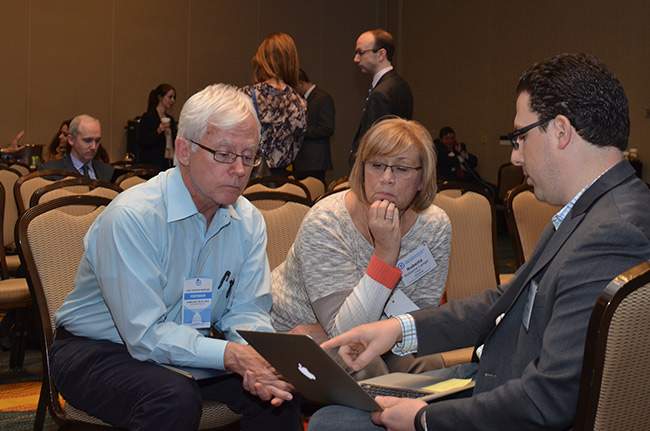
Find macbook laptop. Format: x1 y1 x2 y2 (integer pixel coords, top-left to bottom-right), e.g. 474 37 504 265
238 330 474 411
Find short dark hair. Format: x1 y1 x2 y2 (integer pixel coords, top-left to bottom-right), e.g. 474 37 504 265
439 126 455 139
370 28 395 62
299 68 310 83
516 53 629 150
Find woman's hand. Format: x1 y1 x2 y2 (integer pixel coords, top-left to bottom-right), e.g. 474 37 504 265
367 199 401 266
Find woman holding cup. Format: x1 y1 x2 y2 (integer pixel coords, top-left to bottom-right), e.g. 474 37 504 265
135 83 177 170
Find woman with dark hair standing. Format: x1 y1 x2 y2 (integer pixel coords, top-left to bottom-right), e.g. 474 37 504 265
135 83 177 170
242 32 307 176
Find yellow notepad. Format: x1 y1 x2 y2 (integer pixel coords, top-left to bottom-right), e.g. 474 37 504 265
422 378 473 393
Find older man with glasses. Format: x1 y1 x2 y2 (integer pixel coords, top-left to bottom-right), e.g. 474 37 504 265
49 84 301 431
309 53 650 431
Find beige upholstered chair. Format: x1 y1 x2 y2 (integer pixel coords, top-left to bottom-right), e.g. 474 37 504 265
9 162 31 176
298 176 326 202
14 169 81 215
505 184 561 267
115 172 148 189
17 196 241 431
0 182 31 371
434 182 500 302
495 163 524 207
245 193 312 270
327 176 349 192
574 260 650 430
245 176 311 208
29 177 123 208
0 165 23 275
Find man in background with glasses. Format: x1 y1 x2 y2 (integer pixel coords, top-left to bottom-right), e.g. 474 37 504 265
350 28 413 168
49 84 300 431
309 53 650 430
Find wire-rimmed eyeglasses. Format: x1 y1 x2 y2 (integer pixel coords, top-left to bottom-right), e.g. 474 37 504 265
189 140 262 167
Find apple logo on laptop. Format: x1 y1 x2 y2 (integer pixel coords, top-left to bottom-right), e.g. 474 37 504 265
298 363 316 380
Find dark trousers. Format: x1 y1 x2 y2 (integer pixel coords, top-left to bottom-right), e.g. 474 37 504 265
49 331 301 431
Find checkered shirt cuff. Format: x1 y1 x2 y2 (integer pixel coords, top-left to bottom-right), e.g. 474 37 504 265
391 314 418 356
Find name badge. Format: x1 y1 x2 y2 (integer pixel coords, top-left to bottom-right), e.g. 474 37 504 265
396 243 438 286
522 280 537 332
182 277 213 329
384 288 420 318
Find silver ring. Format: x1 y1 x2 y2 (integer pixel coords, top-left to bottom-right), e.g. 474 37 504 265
386 216 393 220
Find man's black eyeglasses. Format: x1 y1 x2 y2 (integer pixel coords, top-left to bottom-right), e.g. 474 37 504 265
507 119 552 150
189 140 262 167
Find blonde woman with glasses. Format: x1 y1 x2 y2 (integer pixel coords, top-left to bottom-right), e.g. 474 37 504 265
271 117 451 378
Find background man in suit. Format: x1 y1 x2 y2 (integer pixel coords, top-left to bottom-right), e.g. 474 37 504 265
37 114 114 182
293 68 335 183
309 53 650 430
350 28 413 168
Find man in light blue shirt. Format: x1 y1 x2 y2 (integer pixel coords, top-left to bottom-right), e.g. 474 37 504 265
50 84 300 431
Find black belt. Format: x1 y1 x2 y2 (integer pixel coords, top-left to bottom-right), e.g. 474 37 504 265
54 326 76 341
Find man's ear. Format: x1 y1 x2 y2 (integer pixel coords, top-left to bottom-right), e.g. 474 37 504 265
554 115 573 150
175 138 191 166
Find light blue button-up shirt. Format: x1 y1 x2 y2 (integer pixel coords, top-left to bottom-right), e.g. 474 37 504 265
55 167 273 370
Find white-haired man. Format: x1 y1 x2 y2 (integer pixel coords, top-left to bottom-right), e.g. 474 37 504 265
50 84 300 431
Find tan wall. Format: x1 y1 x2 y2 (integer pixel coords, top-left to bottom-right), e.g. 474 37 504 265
1 0 649 183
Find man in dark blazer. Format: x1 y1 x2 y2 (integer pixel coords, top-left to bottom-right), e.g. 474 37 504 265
309 53 650 430
350 28 413 167
38 114 115 182
293 69 335 183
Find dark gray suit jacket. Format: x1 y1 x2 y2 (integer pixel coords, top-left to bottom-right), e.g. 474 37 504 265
351 69 413 160
413 160 650 429
293 86 335 171
38 154 115 183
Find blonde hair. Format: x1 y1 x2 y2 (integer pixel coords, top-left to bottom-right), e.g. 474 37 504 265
349 117 437 212
252 32 300 88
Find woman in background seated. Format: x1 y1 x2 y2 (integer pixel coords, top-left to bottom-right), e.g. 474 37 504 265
44 119 71 161
135 83 177 170
271 117 451 378
242 32 306 177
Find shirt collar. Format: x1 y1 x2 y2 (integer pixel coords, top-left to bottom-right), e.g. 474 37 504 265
372 66 393 89
551 166 613 230
70 153 89 172
303 84 316 100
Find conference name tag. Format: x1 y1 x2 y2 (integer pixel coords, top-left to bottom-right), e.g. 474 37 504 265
396 243 437 286
182 277 213 329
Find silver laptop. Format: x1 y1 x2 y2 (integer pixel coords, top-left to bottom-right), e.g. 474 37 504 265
238 330 474 411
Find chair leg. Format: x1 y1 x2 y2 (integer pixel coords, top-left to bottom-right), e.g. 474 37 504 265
34 377 48 431
9 306 30 371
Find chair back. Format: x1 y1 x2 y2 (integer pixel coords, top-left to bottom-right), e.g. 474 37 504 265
245 193 312 270
14 169 81 215
505 184 561 267
30 177 123 209
0 165 22 248
9 162 31 176
115 168 159 189
574 260 650 431
434 182 499 301
327 176 349 192
496 163 524 204
245 176 311 200
298 176 326 201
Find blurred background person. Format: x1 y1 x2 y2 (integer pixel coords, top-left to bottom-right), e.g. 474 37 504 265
45 119 71 161
293 68 335 183
242 32 306 177
135 83 177 170
271 117 450 379
0 131 25 155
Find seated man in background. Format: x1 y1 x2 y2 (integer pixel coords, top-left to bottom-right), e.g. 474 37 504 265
434 126 496 196
308 53 650 430
37 114 115 182
49 84 300 431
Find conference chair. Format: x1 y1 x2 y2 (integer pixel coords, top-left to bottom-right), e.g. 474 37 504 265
244 192 312 270
0 165 22 276
114 168 159 189
326 175 349 192
14 169 81 215
17 195 241 431
574 260 650 430
434 181 500 302
9 161 31 176
505 184 561 268
29 177 123 208
297 176 326 202
0 182 31 371
244 177 312 210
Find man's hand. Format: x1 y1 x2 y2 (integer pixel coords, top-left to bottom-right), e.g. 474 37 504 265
224 341 294 406
320 318 402 372
370 397 427 431
3 131 25 154
289 322 328 345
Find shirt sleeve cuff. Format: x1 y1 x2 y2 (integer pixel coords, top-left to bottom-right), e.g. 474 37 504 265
366 254 402 290
391 314 418 355
195 336 228 370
